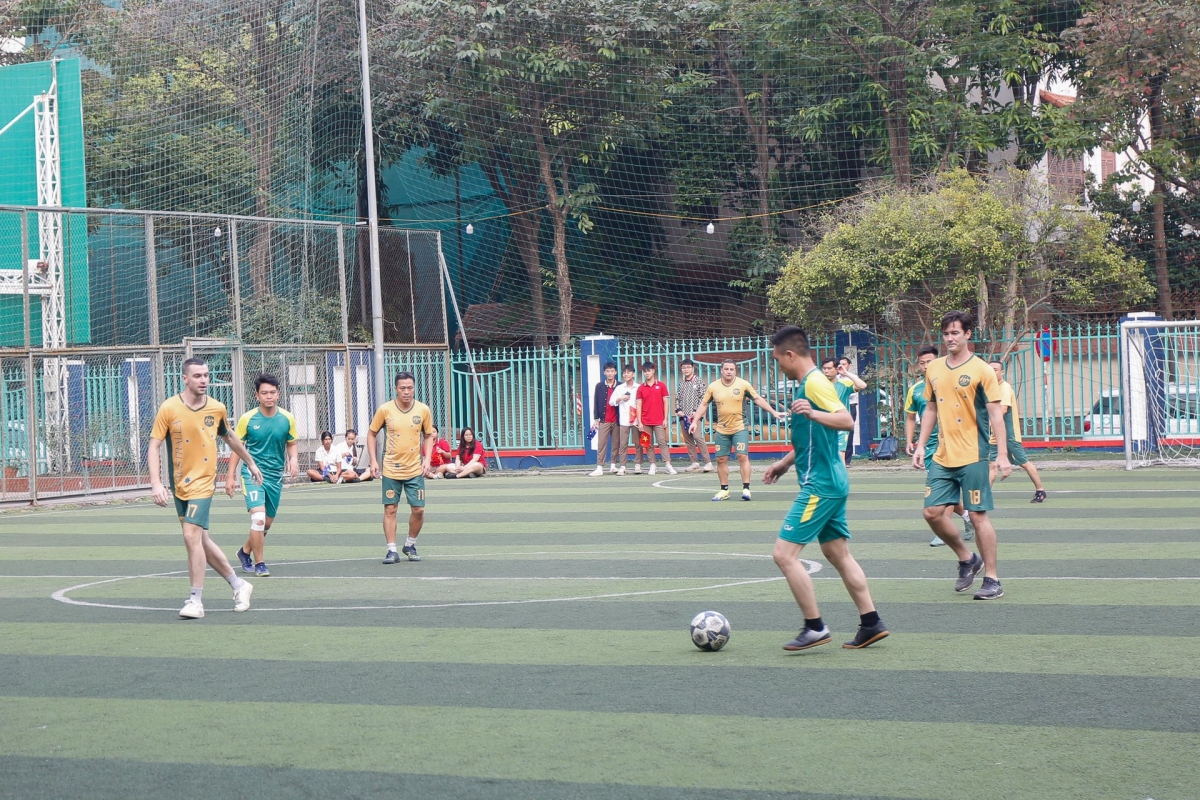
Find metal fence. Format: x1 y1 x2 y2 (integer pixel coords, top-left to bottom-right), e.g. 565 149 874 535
0 324 1134 504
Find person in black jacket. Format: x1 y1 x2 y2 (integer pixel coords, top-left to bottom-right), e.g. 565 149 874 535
589 362 620 477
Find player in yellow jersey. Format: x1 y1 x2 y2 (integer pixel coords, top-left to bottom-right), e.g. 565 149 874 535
368 371 435 563
988 360 1047 502
148 357 262 619
913 311 1011 600
689 360 787 501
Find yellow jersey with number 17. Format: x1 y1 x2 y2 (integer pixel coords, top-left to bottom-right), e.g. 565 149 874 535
369 399 434 479
149 395 229 501
923 355 1002 468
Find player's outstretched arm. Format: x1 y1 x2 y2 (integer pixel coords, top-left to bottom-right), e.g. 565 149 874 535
146 438 171 507
794 398 853 431
223 433 262 485
987 401 1012 479
752 394 787 422
689 401 709 434
913 405 937 469
762 450 796 484
224 450 241 497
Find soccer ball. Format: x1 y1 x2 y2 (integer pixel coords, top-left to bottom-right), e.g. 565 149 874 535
689 610 731 651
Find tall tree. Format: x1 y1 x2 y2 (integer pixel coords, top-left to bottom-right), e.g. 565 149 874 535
385 0 697 345
1060 0 1200 319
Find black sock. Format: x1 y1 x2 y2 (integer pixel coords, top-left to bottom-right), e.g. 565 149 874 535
720 484 728 490
742 482 750 489
860 611 881 628
804 617 825 632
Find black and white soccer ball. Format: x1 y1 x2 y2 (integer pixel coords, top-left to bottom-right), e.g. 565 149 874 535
689 610 731 651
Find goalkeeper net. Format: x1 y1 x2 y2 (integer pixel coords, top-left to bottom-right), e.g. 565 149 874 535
1120 317 1200 469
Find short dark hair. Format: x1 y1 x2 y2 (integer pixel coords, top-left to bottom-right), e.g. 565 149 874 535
940 309 976 335
681 358 695 368
917 345 939 358
320 430 333 441
770 325 810 356
254 372 280 392
989 359 1003 367
820 357 837 368
395 371 415 385
603 361 617 371
838 356 852 366
641 361 655 371
622 364 636 374
720 359 738 368
346 427 358 435
181 357 206 375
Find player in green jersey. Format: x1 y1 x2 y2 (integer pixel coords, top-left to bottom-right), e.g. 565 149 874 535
764 326 888 652
225 373 299 577
905 345 974 546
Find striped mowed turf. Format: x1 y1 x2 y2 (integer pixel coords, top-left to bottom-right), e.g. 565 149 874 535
0 467 1197 799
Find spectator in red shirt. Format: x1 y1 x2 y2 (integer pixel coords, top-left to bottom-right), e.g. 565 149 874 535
445 427 486 478
636 361 677 476
429 426 455 478
588 362 620 477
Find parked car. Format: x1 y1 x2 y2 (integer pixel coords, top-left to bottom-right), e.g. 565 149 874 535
1083 385 1200 438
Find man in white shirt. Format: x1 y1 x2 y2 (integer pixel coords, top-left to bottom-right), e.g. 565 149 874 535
609 364 643 475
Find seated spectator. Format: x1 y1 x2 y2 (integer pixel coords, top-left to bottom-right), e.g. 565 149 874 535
307 431 341 482
336 429 372 482
444 427 486 479
429 426 455 477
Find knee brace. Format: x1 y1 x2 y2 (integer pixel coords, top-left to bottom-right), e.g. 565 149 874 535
250 511 267 532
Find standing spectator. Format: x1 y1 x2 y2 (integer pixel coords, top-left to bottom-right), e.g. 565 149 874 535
636 361 677 475
445 427 486 478
676 358 713 473
428 425 455 477
589 362 620 477
609 364 642 475
307 431 341 482
837 357 867 466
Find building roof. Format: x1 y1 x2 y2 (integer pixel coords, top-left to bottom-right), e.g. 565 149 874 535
1039 90 1077 109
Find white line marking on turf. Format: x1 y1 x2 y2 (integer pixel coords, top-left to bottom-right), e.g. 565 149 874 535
650 477 1200 495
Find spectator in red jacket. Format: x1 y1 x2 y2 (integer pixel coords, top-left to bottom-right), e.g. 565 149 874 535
429 426 455 478
636 361 677 476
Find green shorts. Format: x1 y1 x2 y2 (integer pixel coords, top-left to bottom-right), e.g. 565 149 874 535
382 475 426 507
925 461 992 512
241 468 283 518
988 441 1028 466
779 492 850 545
713 430 750 459
174 494 214 530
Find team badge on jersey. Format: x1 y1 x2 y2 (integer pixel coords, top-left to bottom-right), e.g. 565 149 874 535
411 415 422 425
958 376 971 387
204 415 215 427
732 388 741 396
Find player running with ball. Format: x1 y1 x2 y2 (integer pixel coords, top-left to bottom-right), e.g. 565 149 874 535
763 326 889 651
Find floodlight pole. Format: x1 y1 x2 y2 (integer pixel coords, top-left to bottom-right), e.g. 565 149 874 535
357 0 387 408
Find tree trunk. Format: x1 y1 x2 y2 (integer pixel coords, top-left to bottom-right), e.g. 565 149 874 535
758 73 772 241
1001 260 1019 343
976 269 989 335
883 51 912 188
1147 76 1173 319
532 118 573 346
509 212 549 346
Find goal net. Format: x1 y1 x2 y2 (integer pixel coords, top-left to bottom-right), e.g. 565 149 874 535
1120 316 1200 468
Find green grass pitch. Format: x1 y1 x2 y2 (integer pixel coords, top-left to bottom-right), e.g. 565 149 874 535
0 466 1197 799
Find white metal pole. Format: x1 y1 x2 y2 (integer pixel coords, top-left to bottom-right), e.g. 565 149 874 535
357 0 386 408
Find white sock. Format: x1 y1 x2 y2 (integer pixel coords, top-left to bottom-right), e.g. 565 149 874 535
405 536 417 547
387 542 398 553
961 510 970 521
226 574 246 591
190 587 202 602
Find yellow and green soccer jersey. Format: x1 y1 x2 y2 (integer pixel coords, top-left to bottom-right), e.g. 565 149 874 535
790 369 850 498
905 378 939 458
369 400 434 480
150 395 229 501
701 378 759 435
234 407 297 477
988 380 1022 445
834 376 855 407
923 355 1002 468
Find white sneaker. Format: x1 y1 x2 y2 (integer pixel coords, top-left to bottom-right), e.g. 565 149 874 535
232 581 254 612
634 464 643 474
702 463 715 473
929 535 946 547
179 598 204 619
686 462 700 473
741 488 752 501
588 466 604 477
616 466 626 476
665 463 677 475
608 463 617 473
648 463 657 476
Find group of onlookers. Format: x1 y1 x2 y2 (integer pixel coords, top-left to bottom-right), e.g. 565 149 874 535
309 424 486 484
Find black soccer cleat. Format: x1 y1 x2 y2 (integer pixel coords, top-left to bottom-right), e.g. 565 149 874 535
954 553 985 593
1031 490 1046 503
843 622 890 649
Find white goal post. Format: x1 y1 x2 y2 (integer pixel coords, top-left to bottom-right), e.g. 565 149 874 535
1119 314 1200 469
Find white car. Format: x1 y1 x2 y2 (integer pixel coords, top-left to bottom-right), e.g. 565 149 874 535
1083 385 1200 438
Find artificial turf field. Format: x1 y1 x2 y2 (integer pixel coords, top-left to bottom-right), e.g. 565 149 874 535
0 466 1197 800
